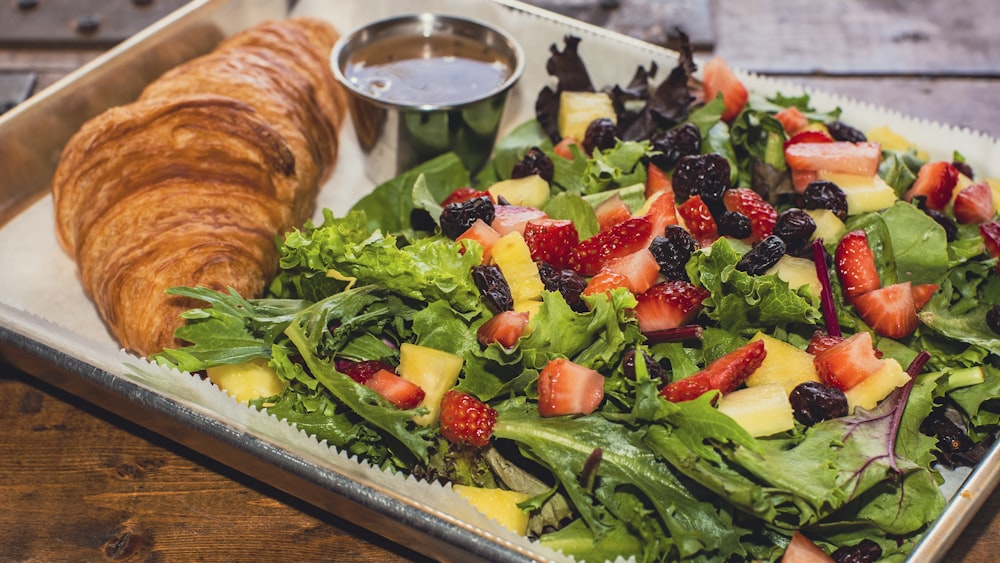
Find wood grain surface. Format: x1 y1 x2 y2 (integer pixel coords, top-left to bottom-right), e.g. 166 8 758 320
1 1 999 561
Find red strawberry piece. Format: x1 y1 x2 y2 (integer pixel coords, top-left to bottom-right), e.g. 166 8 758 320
980 221 1000 268
443 186 493 207
791 168 819 193
953 181 995 224
582 269 630 296
594 193 633 231
782 532 835 563
571 216 653 276
553 137 579 160
537 358 605 417
774 106 809 136
660 339 766 402
645 162 673 198
903 161 959 210
335 358 395 384
911 283 939 310
603 248 661 294
722 188 777 242
813 331 884 390
523 218 579 270
783 129 833 148
457 219 501 263
364 369 426 410
640 189 679 242
477 310 529 348
677 195 718 246
784 141 881 177
490 204 548 236
835 229 880 300
806 331 845 355
852 282 919 339
702 57 748 122
633 280 709 333
438 390 497 447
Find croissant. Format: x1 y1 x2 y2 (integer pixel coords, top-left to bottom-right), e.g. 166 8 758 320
52 18 347 356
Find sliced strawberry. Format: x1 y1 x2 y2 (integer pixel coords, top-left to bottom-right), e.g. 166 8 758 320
980 221 1000 265
457 219 501 263
953 181 995 224
702 56 748 122
791 168 819 193
782 531 835 563
603 248 660 294
582 269 630 296
676 195 718 246
553 137 579 160
853 282 919 339
335 358 395 384
806 331 844 355
911 283 939 310
443 186 493 207
784 141 881 176
774 106 809 136
639 189 679 242
633 280 709 333
903 161 959 210
645 162 673 198
571 216 653 276
364 369 426 410
783 129 833 148
537 358 605 417
477 310 529 348
813 331 884 391
523 218 579 270
490 204 548 236
722 188 777 242
660 339 766 402
438 390 497 447
834 230 880 300
594 193 632 231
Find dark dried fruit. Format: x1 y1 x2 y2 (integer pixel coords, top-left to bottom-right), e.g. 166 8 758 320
789 381 848 426
988 305 1000 335
512 146 555 183
439 196 495 239
582 117 619 155
920 406 975 457
735 235 786 275
648 225 697 281
649 123 701 170
926 207 959 241
622 348 667 380
716 210 752 239
801 180 849 221
831 539 882 563
672 153 731 202
773 208 816 254
825 121 867 143
952 159 974 180
538 262 589 312
472 265 513 313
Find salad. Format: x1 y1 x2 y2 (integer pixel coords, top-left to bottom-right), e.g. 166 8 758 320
154 33 1000 562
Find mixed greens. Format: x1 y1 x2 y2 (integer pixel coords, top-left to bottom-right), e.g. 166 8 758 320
154 34 1000 562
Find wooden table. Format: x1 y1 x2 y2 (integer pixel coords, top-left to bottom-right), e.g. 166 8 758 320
2 1 999 561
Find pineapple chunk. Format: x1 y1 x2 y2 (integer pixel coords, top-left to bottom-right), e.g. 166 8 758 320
397 343 464 426
491 231 544 313
717 383 796 437
765 254 821 297
844 358 910 412
488 175 550 208
747 332 820 395
806 208 846 242
987 178 1000 214
558 91 616 143
865 126 929 161
817 171 897 215
453 485 533 535
206 357 286 403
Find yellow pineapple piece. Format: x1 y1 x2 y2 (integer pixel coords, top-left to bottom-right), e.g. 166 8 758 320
987 178 1000 214
453 485 533 535
806 208 846 242
491 231 544 313
488 175 550 208
206 357 286 403
817 171 897 215
747 332 820 395
397 343 464 426
865 126 930 161
765 254 821 298
558 91 616 143
717 383 796 437
844 358 910 412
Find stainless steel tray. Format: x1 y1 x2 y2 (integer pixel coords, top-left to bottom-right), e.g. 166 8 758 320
2 0 999 561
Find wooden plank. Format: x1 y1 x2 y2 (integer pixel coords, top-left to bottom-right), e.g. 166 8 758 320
0 71 35 114
0 0 190 48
